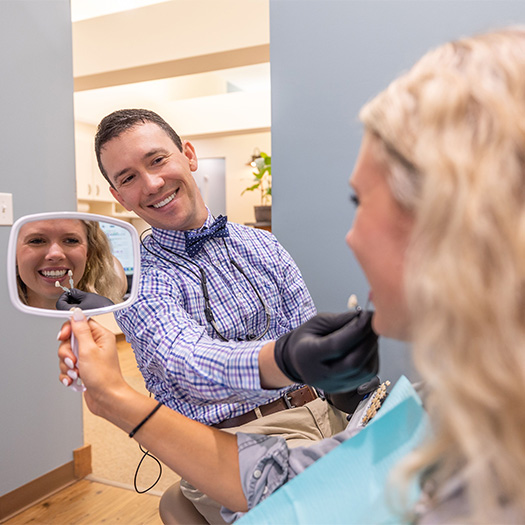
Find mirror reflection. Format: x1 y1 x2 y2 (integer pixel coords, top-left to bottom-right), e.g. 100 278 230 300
16 218 133 310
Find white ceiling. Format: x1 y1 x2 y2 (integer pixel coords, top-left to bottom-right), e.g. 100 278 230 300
73 64 271 128
70 0 271 132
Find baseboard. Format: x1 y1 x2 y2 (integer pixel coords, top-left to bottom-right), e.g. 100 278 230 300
0 444 92 522
74 444 92 479
85 474 164 497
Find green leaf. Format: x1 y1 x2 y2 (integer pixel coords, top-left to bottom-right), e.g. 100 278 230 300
243 152 271 201
241 182 261 195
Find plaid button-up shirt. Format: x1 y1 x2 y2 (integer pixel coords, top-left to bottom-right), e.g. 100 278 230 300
115 214 316 425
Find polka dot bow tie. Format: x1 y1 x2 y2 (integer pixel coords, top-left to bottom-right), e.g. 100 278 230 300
184 215 230 257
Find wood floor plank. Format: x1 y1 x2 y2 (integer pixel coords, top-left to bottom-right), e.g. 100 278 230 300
3 479 163 525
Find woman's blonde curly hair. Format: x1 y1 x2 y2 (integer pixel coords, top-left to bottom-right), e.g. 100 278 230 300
360 27 525 521
77 220 126 304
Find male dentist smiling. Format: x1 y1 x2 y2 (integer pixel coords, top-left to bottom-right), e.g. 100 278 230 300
93 108 349 523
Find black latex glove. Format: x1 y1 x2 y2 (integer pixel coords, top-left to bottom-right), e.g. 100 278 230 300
274 310 379 393
56 288 114 311
324 375 381 414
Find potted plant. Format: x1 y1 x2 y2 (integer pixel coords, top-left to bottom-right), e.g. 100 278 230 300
241 152 272 223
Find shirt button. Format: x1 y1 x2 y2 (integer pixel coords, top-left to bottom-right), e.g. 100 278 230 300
263 486 268 494
253 469 262 479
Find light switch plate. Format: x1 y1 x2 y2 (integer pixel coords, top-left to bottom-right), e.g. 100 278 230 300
0 193 13 225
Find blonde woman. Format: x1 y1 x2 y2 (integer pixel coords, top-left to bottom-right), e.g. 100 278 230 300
358 27 525 522
58 27 525 523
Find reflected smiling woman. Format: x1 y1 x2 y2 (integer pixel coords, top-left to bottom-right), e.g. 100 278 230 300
16 219 126 309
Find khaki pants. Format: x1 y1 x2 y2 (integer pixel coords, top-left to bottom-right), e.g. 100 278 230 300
160 398 347 524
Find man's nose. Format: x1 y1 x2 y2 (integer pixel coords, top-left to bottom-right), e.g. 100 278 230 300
143 172 165 194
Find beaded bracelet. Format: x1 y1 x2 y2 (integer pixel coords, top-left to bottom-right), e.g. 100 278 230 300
129 401 163 438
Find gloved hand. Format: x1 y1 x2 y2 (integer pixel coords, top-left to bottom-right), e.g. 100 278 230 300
56 288 114 311
274 310 379 393
324 375 381 414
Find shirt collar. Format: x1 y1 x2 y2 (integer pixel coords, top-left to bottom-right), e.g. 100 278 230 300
150 209 215 253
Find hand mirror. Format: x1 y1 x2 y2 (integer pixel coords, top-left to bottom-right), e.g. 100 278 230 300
7 212 141 390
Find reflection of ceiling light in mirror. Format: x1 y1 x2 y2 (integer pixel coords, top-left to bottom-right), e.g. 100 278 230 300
71 0 173 21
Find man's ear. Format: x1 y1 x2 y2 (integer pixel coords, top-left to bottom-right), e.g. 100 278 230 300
110 187 132 211
183 141 198 172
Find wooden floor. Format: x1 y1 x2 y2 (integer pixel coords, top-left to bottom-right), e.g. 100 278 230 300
3 335 164 525
3 479 163 525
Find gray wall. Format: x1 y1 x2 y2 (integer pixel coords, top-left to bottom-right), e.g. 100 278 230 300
270 0 525 383
0 1 82 497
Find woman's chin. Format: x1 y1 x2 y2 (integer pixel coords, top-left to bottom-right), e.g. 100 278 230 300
372 313 409 342
371 314 384 337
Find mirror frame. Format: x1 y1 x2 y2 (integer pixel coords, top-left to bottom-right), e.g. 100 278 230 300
7 211 141 318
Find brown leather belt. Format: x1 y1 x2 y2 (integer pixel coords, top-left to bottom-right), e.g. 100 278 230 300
213 385 318 429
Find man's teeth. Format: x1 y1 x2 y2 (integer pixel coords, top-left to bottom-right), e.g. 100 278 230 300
41 270 68 278
153 192 176 208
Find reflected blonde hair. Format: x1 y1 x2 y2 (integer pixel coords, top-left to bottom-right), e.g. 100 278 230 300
78 221 126 304
360 28 525 521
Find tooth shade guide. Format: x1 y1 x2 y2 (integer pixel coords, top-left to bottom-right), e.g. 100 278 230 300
360 380 391 426
347 294 358 309
55 280 70 292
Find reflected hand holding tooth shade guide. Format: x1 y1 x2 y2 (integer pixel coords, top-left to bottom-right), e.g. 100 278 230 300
55 269 74 293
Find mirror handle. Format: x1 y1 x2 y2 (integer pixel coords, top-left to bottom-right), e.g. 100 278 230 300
68 325 86 393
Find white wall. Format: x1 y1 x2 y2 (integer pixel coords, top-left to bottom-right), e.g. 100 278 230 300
191 131 271 224
72 0 269 80
71 0 272 227
0 0 82 499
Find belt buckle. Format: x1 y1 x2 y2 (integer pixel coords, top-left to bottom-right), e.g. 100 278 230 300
284 393 294 409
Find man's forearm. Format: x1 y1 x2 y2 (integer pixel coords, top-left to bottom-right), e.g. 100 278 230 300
258 341 294 389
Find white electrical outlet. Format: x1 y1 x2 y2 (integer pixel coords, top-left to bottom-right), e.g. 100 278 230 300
0 193 13 226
